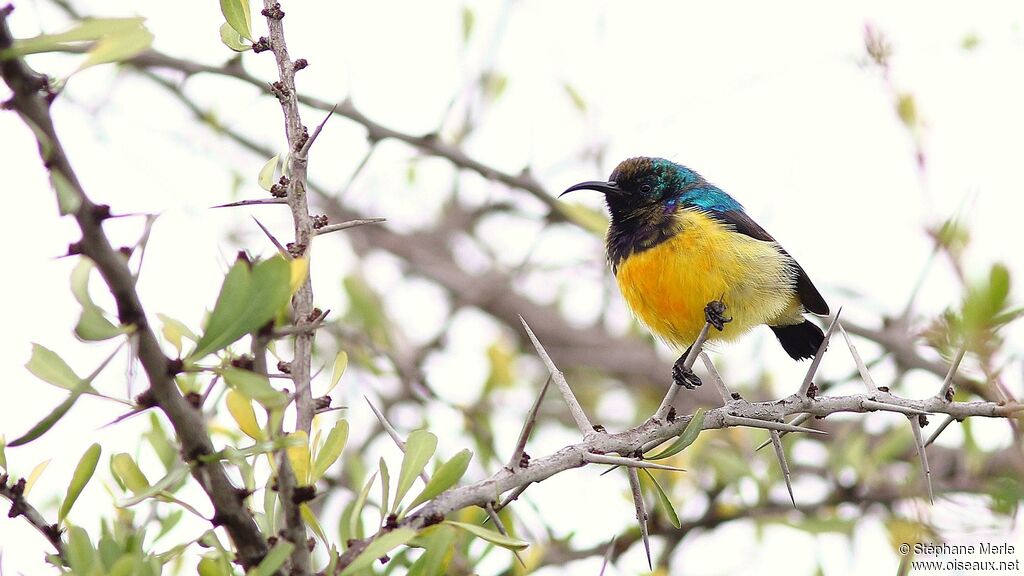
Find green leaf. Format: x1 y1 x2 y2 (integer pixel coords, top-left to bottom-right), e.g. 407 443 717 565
189 256 292 360
71 259 122 341
157 314 197 355
118 466 189 507
219 22 251 52
257 154 279 191
379 458 390 526
445 520 529 550
327 350 348 394
226 389 265 440
560 201 608 236
339 528 417 576
219 0 253 41
66 526 97 574
564 83 588 113
408 525 457 576
221 368 288 409
248 540 294 576
50 171 81 216
111 453 150 494
25 343 86 390
301 503 328 548
0 436 6 470
2 18 142 57
394 430 437 511
460 6 475 43
78 25 153 71
646 407 706 460
349 471 377 539
8 388 86 447
407 449 472 509
59 443 101 523
312 420 349 481
641 469 680 529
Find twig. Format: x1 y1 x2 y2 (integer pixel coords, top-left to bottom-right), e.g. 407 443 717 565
0 477 67 565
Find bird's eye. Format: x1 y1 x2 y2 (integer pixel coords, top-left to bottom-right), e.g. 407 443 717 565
640 184 652 194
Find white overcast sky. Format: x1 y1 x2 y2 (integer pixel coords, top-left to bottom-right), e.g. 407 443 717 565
1 0 1022 574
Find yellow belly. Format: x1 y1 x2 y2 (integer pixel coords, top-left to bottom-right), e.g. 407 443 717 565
614 209 802 348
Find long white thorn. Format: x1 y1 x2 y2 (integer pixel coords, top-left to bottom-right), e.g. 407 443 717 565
937 343 968 401
770 430 796 508
838 321 877 392
700 352 732 405
520 316 594 436
724 414 827 435
909 416 934 503
797 308 842 398
626 468 652 570
754 414 814 451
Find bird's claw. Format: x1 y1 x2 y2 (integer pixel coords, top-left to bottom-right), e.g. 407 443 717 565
704 300 732 331
672 360 702 389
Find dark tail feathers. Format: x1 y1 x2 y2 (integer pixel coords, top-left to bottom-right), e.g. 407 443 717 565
770 321 824 360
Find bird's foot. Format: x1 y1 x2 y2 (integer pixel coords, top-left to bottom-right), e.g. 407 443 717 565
704 300 732 332
672 357 702 389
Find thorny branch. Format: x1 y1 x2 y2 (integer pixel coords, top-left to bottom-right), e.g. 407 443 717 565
0 476 67 564
0 7 271 571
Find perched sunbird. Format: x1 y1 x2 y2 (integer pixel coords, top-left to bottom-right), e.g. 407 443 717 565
563 157 829 388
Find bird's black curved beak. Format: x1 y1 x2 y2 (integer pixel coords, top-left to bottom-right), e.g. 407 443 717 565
560 180 622 198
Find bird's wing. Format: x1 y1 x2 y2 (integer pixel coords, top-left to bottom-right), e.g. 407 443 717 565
708 209 830 315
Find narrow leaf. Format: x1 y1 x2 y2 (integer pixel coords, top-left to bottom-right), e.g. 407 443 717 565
641 469 680 529
445 521 529 550
257 154 279 190
249 540 294 576
285 431 311 486
226 389 264 440
394 430 437 510
26 344 86 390
647 407 706 460
8 388 86 446
408 449 472 509
339 528 417 576
78 26 153 71
59 443 101 522
312 420 349 481
23 459 51 497
327 350 348 394
349 471 377 539
221 368 288 409
111 453 150 494
408 525 457 576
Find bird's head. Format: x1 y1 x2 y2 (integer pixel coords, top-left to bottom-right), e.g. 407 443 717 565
561 157 703 220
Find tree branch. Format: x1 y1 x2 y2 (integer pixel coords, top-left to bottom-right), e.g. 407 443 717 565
0 8 270 570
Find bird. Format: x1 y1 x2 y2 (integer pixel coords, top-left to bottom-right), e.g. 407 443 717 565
562 157 829 388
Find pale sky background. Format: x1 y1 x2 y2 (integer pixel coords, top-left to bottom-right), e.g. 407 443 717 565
1 0 1023 574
